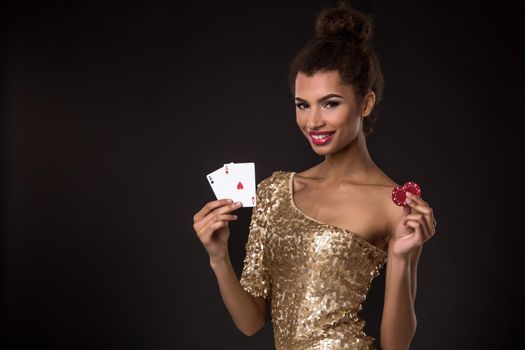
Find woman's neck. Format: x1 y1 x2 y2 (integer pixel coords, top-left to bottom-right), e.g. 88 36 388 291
317 130 379 185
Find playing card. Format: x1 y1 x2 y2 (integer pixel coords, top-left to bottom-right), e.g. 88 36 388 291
225 162 256 207
206 162 256 207
206 164 235 201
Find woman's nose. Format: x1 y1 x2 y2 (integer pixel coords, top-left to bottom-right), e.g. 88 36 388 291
307 108 325 129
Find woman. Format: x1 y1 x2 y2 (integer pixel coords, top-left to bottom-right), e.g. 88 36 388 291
192 2 437 349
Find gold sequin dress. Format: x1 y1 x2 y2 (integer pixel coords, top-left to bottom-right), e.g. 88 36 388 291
240 170 388 350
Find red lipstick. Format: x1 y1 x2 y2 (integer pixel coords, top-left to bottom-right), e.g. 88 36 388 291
308 130 335 145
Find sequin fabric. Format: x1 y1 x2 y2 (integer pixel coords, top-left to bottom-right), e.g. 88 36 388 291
240 170 388 350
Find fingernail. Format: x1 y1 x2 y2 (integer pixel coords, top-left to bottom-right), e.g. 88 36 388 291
227 199 233 203
406 192 412 197
235 201 242 206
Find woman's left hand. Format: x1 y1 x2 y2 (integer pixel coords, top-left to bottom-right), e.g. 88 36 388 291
390 192 437 259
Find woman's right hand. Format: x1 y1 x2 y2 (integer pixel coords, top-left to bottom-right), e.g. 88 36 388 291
193 199 243 263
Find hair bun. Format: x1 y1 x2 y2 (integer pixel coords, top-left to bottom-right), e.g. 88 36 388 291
315 1 372 45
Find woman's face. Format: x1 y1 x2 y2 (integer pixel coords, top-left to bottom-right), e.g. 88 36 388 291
294 70 374 155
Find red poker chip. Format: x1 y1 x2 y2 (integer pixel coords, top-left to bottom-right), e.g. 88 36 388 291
391 181 422 206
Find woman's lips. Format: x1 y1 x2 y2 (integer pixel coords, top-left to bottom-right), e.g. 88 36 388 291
309 131 335 145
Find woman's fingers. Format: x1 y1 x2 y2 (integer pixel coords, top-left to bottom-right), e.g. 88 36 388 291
200 220 228 246
194 200 242 231
194 199 233 222
404 219 427 246
199 213 238 241
406 194 431 215
404 213 433 239
409 192 428 206
205 213 238 227
194 200 242 241
406 193 436 234
199 201 242 229
216 201 243 215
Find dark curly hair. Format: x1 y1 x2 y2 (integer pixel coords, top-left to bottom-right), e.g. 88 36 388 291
288 1 385 137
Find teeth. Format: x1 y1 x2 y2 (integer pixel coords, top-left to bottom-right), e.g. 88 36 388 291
311 133 332 140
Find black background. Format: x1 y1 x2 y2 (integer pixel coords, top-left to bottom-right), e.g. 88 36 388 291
2 0 522 349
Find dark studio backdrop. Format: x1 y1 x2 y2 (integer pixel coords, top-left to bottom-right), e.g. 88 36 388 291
2 0 522 349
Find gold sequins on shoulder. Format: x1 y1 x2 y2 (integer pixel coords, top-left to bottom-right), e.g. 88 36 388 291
240 170 388 350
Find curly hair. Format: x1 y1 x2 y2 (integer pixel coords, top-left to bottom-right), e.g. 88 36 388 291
288 1 385 137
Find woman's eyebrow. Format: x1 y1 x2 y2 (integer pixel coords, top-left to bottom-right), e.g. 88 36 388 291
295 93 344 103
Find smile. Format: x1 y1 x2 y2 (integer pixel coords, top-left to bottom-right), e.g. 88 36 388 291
309 131 335 145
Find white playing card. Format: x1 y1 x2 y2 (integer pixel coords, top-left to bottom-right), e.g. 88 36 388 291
224 162 256 207
205 162 256 207
206 164 235 201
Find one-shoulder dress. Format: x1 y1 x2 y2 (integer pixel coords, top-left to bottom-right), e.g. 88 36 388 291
239 170 388 350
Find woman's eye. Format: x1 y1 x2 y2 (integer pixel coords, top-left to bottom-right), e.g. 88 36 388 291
324 101 340 108
295 103 308 110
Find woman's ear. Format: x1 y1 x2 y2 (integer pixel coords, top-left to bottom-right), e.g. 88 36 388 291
361 90 376 118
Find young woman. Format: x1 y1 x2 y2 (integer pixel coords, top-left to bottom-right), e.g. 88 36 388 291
192 2 437 349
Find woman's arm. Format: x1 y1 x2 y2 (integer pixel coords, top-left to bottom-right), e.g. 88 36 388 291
380 249 417 350
381 190 436 349
210 254 266 336
409 245 422 304
193 198 267 336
